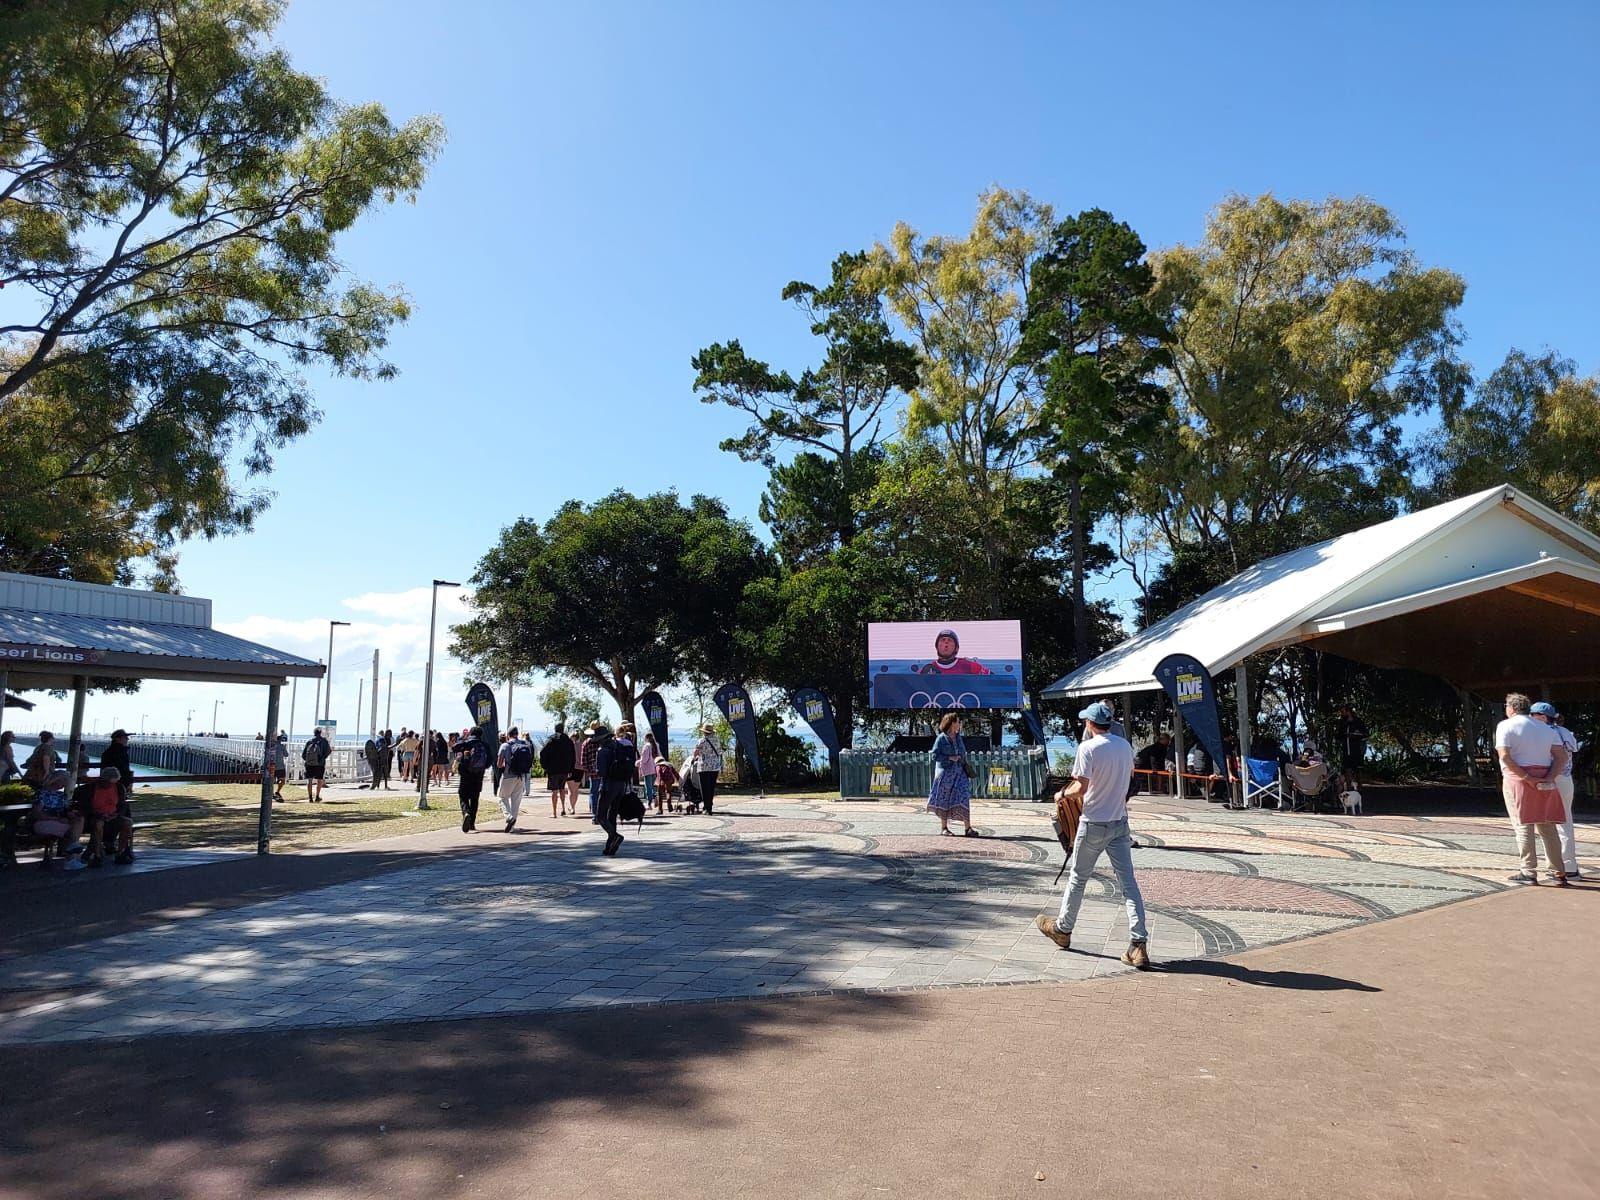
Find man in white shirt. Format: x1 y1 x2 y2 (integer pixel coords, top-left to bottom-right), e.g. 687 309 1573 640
1530 702 1582 881
1036 700 1150 968
1494 692 1569 885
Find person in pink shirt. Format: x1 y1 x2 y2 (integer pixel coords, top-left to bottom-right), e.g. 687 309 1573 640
638 732 660 811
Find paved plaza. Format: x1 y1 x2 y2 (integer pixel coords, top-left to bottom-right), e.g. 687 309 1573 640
3 793 1594 1043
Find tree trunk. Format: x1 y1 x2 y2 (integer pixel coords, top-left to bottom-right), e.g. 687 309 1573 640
1069 467 1089 665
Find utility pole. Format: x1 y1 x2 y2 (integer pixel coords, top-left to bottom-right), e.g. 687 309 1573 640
370 649 380 738
385 671 393 731
417 579 460 811
324 621 350 722
355 678 364 744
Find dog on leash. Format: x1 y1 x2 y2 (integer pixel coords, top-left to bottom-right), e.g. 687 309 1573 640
1339 788 1363 815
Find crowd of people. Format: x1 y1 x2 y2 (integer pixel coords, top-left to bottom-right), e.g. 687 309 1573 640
277 718 731 857
2 728 139 869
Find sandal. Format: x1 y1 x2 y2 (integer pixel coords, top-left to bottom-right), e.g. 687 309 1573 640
963 828 981 837
940 828 954 836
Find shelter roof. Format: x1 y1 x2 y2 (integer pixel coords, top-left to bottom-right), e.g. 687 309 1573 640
1042 485 1600 700
0 572 322 688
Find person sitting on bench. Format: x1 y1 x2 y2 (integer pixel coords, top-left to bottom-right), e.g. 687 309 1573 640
76 767 134 866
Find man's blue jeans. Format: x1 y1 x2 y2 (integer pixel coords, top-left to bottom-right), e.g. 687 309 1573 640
588 774 601 816
1055 816 1148 943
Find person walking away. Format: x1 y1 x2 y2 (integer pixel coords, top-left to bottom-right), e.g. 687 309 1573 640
1035 700 1152 968
1334 704 1369 790
272 732 288 800
638 732 660 812
1495 693 1569 886
453 725 491 833
694 724 724 815
302 728 332 803
491 732 508 797
1530 701 1581 881
497 727 534 832
927 712 978 836
594 722 637 855
100 729 136 801
540 723 577 817
580 723 604 816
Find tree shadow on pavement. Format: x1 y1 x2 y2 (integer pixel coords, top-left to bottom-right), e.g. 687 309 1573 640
0 990 918 1200
1154 958 1381 991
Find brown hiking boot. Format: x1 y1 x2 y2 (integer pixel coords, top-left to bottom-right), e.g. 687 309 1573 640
1034 913 1071 950
1121 941 1151 970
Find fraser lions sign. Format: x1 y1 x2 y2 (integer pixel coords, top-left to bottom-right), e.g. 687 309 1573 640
0 642 106 665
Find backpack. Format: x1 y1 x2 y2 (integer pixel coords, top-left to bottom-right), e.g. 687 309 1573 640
461 741 490 773
303 738 325 767
1054 787 1083 856
617 787 645 827
507 740 534 774
605 741 637 782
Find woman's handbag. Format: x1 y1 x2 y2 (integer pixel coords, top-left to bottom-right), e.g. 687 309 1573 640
961 758 976 780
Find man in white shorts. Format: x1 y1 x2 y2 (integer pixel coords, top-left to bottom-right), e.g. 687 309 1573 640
1036 700 1151 969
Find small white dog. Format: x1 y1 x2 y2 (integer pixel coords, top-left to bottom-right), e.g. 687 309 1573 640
1339 788 1363 815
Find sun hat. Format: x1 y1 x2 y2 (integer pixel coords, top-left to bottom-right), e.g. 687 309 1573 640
1078 700 1116 726
700 723 717 734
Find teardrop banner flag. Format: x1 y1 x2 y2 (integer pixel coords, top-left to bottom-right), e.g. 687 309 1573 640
713 682 762 783
639 689 669 758
1153 653 1226 777
465 681 499 752
791 687 840 759
1021 691 1047 749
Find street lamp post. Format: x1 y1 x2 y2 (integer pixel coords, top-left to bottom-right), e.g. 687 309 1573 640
212 698 224 735
324 620 351 725
186 709 194 737
417 579 460 811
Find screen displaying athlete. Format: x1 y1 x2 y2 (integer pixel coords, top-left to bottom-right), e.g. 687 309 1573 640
916 629 992 676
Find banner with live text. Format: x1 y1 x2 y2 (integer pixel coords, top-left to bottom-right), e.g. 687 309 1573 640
713 682 762 781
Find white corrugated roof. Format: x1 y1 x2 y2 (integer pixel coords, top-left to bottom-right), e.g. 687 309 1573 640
1042 484 1600 698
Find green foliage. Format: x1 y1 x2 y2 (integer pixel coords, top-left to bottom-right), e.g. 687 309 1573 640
1425 349 1600 530
1139 193 1466 573
452 491 771 725
747 706 820 784
0 781 35 805
538 682 601 729
0 0 443 581
1021 208 1171 661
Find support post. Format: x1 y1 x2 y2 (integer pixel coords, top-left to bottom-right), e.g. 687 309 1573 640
1121 691 1135 741
385 671 393 731
355 679 364 745
287 675 298 746
64 675 88 794
370 650 380 738
258 684 280 855
1173 703 1187 801
0 668 8 749
1234 661 1250 809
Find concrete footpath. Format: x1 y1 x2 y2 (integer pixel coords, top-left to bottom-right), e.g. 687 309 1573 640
3 883 1596 1199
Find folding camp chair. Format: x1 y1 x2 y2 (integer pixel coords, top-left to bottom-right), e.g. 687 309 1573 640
1285 760 1334 813
1242 757 1285 810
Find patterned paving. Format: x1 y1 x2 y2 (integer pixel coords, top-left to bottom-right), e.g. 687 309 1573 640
0 795 1593 1044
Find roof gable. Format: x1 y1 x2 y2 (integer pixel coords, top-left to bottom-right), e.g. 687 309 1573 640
1043 485 1600 698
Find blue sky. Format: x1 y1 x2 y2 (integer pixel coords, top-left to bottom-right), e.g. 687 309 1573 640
20 0 1600 739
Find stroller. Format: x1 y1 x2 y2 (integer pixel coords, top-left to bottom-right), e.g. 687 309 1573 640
675 763 704 814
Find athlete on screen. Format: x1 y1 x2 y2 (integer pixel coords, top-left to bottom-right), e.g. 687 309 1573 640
916 629 992 676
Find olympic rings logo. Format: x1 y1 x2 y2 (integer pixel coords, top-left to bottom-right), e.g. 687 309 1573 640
908 691 983 710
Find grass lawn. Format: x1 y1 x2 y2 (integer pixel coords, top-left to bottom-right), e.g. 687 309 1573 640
129 784 465 852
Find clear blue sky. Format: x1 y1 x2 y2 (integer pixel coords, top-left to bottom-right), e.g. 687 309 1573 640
21 0 1600 739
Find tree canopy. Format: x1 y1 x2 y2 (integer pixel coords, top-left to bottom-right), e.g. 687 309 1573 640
452 491 772 727
0 0 443 582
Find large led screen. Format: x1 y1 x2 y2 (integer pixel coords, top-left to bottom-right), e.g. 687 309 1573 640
867 620 1024 709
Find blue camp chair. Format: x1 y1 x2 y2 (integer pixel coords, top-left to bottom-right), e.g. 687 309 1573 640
1243 757 1285 810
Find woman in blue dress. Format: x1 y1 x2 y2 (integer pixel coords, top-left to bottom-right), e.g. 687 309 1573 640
927 712 979 836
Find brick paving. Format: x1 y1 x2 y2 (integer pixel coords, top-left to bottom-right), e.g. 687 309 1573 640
0 793 1593 1043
